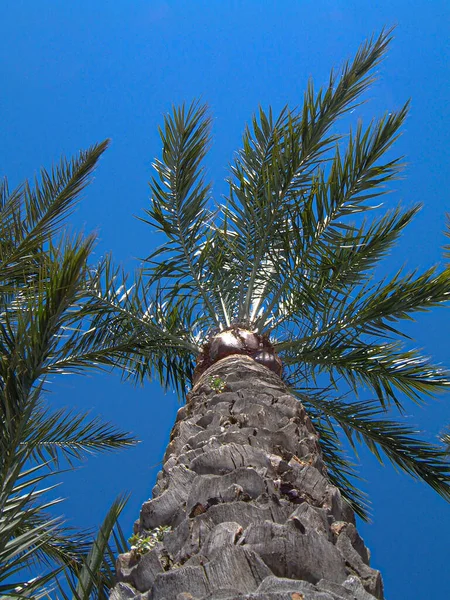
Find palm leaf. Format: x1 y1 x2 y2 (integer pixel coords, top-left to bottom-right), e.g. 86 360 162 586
253 104 409 331
24 403 138 468
283 340 449 411
303 394 450 501
141 101 223 326
0 143 139 598
60 496 128 600
217 29 397 328
0 141 109 294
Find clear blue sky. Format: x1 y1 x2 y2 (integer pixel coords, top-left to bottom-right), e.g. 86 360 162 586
1 1 449 598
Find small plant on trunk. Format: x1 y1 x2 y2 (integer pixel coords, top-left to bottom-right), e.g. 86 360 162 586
128 526 171 558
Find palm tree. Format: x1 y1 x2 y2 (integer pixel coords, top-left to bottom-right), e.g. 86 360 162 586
99 30 450 600
0 143 140 598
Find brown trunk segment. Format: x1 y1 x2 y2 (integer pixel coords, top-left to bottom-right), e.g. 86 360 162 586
111 355 383 600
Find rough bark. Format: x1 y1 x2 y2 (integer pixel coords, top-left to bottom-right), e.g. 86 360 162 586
111 355 384 600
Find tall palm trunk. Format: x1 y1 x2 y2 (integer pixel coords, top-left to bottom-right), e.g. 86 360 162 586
112 356 383 600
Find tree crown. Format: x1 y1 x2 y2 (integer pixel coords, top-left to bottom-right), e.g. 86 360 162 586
88 29 450 518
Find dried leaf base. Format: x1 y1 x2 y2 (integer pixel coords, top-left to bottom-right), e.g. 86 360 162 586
112 356 383 600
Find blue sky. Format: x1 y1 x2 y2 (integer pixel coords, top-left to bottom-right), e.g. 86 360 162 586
1 1 450 598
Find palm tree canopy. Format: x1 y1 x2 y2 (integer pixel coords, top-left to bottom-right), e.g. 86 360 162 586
87 29 450 518
0 142 137 598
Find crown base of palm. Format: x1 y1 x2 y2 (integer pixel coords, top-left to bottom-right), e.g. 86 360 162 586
192 326 282 383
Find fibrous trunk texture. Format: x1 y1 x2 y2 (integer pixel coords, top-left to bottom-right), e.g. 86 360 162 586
112 355 383 600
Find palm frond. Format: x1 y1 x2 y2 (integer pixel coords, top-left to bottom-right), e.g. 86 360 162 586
58 496 128 600
140 101 224 326
0 141 109 294
0 142 139 598
217 29 396 327
25 403 138 468
0 423 128 598
0 386 128 596
253 103 409 330
304 394 450 501
266 205 421 336
283 340 449 411
81 255 199 392
0 440 64 596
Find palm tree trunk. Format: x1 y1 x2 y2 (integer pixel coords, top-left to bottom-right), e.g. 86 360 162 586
112 355 384 600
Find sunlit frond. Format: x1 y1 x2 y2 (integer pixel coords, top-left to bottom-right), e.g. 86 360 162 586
140 101 224 327
25 404 138 468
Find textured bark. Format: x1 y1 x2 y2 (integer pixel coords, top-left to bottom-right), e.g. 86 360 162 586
112 355 384 600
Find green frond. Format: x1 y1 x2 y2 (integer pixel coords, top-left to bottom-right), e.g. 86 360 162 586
348 267 450 336
141 101 224 326
283 340 450 410
0 143 140 597
253 103 409 331
311 205 421 291
0 426 127 597
0 447 64 595
217 29 396 328
0 398 130 596
0 141 109 294
81 255 199 392
266 205 421 336
62 495 128 600
0 234 96 417
87 255 200 352
305 394 450 501
278 250 450 356
25 404 138 468
4 519 95 598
